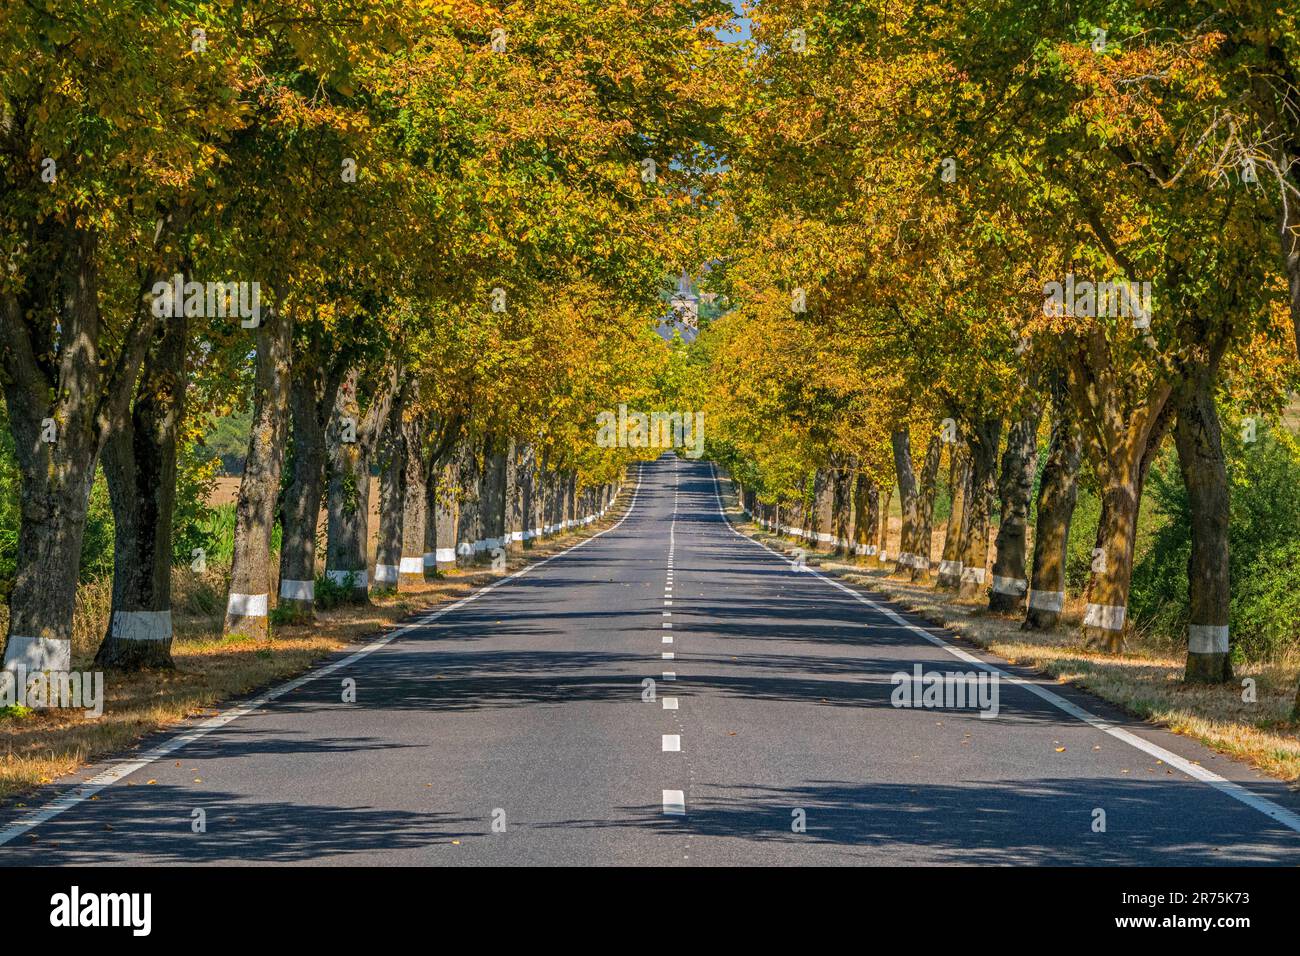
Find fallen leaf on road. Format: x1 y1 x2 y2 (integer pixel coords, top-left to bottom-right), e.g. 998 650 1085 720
1055 747 1066 752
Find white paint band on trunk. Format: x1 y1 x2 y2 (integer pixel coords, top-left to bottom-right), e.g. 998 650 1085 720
991 575 1028 596
435 547 456 563
226 592 268 617
959 566 986 584
422 552 438 567
1188 623 1230 655
373 564 399 586
912 557 931 571
1028 589 1065 612
326 569 368 587
110 609 174 641
897 552 915 567
2 635 71 672
278 579 314 601
879 550 888 562
509 531 524 542
1083 602 1127 631
399 557 424 574
939 559 962 576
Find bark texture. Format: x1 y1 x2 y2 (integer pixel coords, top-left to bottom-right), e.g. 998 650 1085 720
96 302 188 668
225 297 293 638
1023 380 1082 631
957 418 1002 599
988 400 1043 613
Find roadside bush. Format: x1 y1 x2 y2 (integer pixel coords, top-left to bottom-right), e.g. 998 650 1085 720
314 571 358 610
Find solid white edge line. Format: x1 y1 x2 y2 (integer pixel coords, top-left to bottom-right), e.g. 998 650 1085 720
0 465 645 848
708 463 1300 836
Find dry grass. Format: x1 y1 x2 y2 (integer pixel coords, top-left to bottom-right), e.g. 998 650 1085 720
723 484 1300 785
0 500 627 803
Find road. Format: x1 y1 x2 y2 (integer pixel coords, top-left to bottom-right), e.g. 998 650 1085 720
2 455 1298 865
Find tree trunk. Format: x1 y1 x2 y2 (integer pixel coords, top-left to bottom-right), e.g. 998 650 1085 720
97 305 188 668
2 223 103 672
225 297 292 639
1175 363 1232 683
876 486 893 567
831 461 852 556
852 472 879 561
324 365 397 602
1082 396 1174 653
1277 160 1300 356
519 444 540 547
988 400 1043 613
481 444 508 559
399 409 428 589
432 452 459 571
808 467 833 549
957 417 1002 599
911 433 943 583
422 452 439 579
1024 381 1082 631
456 442 482 565
505 440 525 552
936 444 970 590
373 406 404 591
275 344 341 621
891 427 918 575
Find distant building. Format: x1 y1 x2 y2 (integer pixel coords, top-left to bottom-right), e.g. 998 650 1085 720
668 270 698 329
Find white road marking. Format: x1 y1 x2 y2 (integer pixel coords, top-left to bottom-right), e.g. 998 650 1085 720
662 789 686 815
663 697 678 710
662 652 674 659
709 463 1300 837
662 734 681 752
662 635 673 644
0 468 649 849
663 671 676 681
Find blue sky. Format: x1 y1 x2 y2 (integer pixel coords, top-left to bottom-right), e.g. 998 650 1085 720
717 0 752 44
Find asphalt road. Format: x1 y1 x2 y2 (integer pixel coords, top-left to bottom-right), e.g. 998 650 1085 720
3 455 1298 865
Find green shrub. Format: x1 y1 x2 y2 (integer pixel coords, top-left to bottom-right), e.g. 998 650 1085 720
314 571 357 610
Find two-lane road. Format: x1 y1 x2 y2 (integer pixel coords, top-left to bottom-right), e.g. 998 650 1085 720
3 456 1297 865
